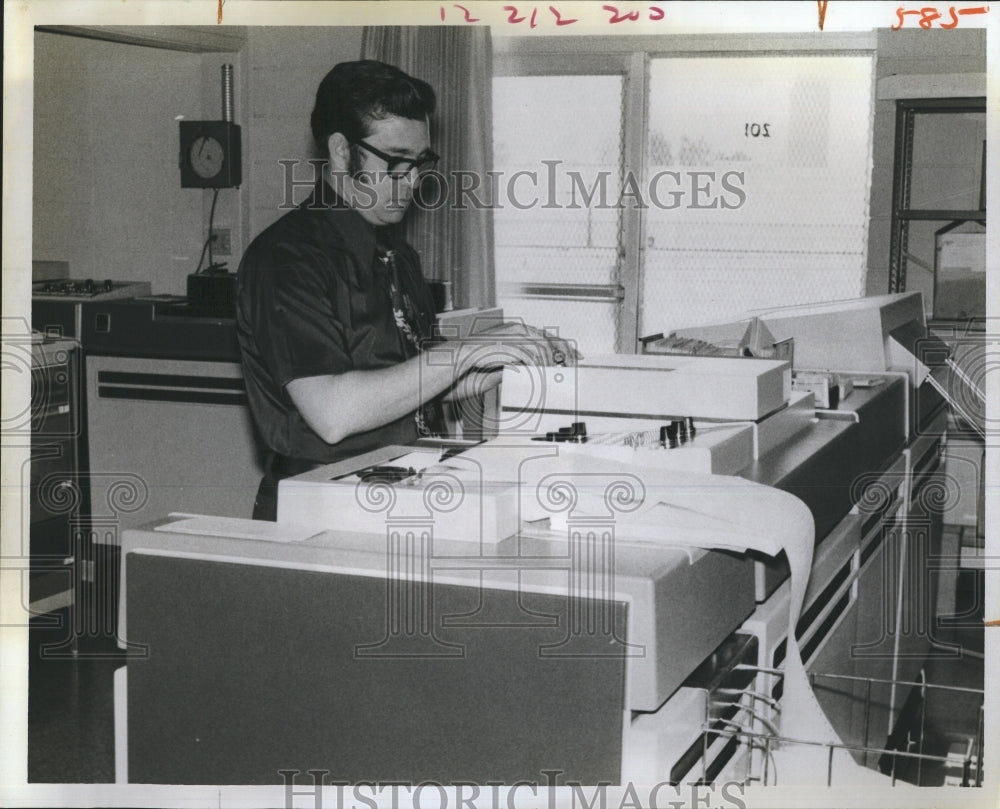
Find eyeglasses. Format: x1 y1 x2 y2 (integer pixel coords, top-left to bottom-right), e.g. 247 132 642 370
352 139 440 178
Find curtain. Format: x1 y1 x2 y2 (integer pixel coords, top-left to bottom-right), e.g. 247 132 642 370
361 26 496 309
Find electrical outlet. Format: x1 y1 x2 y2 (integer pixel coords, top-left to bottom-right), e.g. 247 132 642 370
213 228 232 256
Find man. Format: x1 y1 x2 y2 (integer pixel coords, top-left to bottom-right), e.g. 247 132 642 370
237 60 571 520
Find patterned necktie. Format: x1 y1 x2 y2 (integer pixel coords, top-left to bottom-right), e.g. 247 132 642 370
375 243 447 437
376 246 422 351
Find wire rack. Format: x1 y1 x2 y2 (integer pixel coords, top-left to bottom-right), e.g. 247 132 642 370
700 671 985 787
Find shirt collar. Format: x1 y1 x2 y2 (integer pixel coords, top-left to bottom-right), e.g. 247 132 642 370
304 179 385 272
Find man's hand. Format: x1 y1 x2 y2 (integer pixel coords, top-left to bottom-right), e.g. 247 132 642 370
459 320 581 368
442 365 502 403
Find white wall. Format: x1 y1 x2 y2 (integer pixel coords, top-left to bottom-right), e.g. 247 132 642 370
242 27 363 240
33 32 209 294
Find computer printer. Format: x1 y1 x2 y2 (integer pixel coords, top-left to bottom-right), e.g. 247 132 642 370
116 292 960 786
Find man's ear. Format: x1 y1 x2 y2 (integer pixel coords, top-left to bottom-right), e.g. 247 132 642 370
327 132 351 172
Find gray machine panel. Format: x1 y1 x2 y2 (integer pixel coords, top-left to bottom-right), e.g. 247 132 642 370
120 520 757 722
126 552 628 785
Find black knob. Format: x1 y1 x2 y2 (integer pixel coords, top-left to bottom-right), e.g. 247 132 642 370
103 279 114 292
663 421 680 448
84 279 96 293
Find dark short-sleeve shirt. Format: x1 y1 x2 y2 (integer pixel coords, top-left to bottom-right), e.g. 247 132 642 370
236 181 437 464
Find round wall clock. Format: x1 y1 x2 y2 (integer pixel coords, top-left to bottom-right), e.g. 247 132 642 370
179 121 242 188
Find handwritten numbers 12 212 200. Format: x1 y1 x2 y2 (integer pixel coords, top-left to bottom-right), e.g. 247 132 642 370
745 123 771 138
439 4 676 27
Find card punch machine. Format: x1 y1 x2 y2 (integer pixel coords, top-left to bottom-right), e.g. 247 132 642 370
275 347 805 541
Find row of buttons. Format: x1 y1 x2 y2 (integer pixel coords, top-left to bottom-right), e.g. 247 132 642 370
532 418 698 449
37 279 117 295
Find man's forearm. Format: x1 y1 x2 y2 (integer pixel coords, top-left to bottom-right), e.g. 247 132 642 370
286 356 458 445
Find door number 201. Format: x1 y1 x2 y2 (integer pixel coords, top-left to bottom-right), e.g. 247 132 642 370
745 123 771 137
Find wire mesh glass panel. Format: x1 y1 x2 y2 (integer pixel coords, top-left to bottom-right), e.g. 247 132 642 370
641 55 874 337
493 75 624 351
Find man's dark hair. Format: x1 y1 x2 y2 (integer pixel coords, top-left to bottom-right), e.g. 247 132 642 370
310 60 436 160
